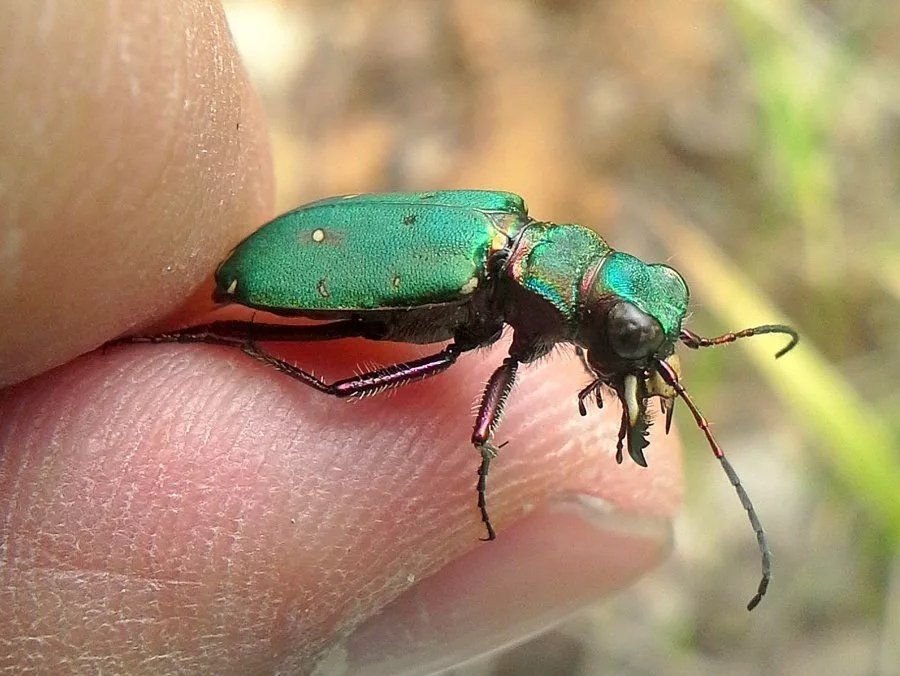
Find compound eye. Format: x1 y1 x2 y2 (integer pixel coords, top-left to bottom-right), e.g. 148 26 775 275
608 302 664 360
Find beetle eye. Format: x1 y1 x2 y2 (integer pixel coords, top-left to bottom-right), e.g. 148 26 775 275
608 302 664 360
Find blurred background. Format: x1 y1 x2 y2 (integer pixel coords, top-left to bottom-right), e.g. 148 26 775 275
220 1 899 673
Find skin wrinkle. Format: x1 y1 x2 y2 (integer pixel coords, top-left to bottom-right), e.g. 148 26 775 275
0 389 29 566
14 388 72 561
194 370 232 452
108 391 146 543
358 413 419 533
92 368 160 568
83 376 131 539
170 372 209 456
34 564 204 589
169 385 231 577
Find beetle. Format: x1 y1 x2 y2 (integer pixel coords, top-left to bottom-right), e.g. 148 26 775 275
118 190 797 610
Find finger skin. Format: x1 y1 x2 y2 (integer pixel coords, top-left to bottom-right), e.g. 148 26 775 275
0 1 684 671
0 0 274 386
343 503 671 674
0 339 681 672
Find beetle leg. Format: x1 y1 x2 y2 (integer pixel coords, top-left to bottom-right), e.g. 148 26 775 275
110 319 374 347
576 379 603 416
471 357 520 541
615 408 627 464
574 346 593 376
241 341 465 397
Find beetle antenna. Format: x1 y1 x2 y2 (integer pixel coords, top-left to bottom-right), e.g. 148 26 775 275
680 324 798 359
655 358 771 611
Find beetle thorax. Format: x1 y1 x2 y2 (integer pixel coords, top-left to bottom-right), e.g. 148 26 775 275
498 222 612 358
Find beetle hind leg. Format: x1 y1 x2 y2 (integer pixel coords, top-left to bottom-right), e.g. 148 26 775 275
241 340 465 398
109 319 374 348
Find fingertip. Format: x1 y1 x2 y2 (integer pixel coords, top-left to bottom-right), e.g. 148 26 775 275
0 0 274 386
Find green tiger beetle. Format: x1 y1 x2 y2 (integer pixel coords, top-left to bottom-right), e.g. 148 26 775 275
117 191 797 611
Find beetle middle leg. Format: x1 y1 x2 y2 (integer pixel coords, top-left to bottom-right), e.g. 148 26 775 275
471 356 520 541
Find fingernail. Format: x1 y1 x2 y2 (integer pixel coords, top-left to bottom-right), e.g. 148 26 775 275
314 496 672 676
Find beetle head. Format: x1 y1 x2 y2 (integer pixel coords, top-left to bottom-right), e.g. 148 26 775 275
577 252 690 465
579 251 689 372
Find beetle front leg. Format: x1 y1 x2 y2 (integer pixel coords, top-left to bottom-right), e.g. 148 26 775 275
471 356 520 541
576 379 603 417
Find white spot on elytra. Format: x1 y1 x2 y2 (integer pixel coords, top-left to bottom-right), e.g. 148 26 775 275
460 277 478 294
226 279 238 295
312 228 325 243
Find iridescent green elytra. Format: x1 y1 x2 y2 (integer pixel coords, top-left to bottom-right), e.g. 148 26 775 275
217 191 530 312
122 190 797 611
